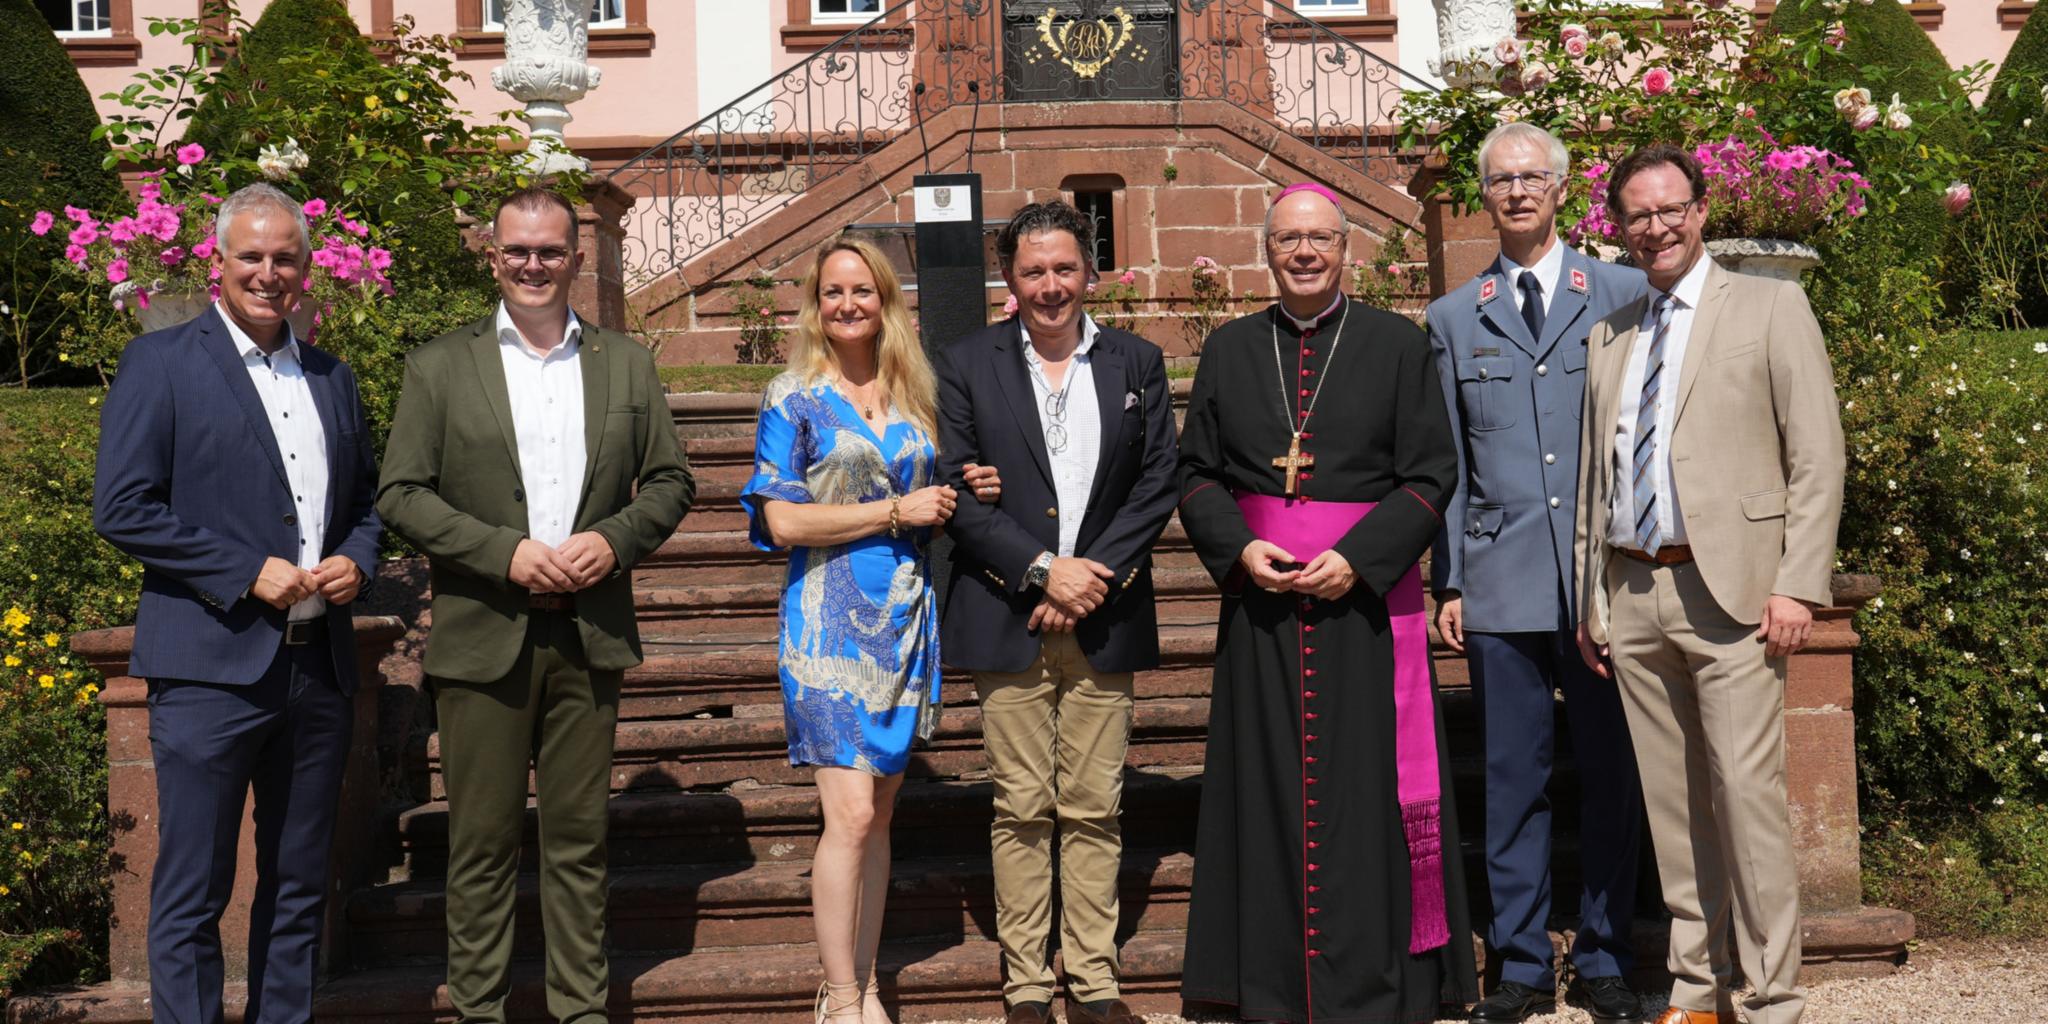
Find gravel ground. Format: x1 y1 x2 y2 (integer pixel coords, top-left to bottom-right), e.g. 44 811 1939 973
918 939 2047 1024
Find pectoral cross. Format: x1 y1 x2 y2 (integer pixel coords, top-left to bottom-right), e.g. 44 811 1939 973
1272 434 1315 497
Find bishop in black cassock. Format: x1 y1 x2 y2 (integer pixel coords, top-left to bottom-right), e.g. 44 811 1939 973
1178 183 1478 1023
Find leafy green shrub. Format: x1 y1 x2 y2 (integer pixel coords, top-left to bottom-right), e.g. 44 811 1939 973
1964 3 2048 328
0 389 126 998
0 0 125 387
1829 324 2048 825
1863 803 2048 938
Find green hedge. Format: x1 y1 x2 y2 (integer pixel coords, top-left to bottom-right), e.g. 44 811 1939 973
1969 2 2048 327
0 389 122 999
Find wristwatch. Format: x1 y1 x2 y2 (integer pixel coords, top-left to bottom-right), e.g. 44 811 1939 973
1025 551 1055 590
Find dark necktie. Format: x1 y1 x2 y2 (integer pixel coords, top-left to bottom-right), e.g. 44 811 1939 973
1517 270 1545 344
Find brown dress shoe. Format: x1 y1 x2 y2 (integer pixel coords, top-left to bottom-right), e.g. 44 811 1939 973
1005 1000 1053 1024
1063 995 1140 1023
1651 1009 1738 1024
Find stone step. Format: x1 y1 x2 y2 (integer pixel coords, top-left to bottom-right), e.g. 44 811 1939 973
613 624 1242 720
664 381 1194 442
347 851 1197 968
631 522 1202 588
391 773 1207 880
629 566 1228 634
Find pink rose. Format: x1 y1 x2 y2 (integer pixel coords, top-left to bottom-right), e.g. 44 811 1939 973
1087 281 1098 294
176 143 206 166
1118 269 1136 286
758 306 773 316
30 211 54 236
1851 105 1881 131
1002 295 1018 316
1641 67 1673 97
302 198 328 218
1944 181 1971 216
106 258 128 284
1522 67 1552 91
1563 35 1588 58
1493 37 1522 66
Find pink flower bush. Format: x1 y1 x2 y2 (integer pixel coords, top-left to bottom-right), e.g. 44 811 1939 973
1573 132 1869 245
1192 255 1219 277
1641 67 1674 97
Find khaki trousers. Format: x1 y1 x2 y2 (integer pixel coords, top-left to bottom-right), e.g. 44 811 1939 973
434 612 623 1024
1605 557 1806 1024
973 630 1135 1006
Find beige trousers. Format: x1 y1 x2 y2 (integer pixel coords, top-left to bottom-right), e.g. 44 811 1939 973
1605 556 1806 1024
972 630 1135 1006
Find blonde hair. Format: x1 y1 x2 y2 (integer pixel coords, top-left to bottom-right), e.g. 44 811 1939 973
787 236 940 443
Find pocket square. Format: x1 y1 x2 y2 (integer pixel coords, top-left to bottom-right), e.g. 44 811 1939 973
1125 391 1140 410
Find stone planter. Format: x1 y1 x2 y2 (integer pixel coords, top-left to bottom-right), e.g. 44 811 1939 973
1707 237 1822 282
1428 0 1516 88
112 282 207 335
492 0 600 175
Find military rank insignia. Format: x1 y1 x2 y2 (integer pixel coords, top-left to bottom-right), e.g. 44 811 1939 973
1478 278 1498 304
1569 267 1589 293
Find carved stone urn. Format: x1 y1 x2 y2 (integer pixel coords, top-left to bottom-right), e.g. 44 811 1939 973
1706 237 1823 282
1429 0 1517 88
491 0 601 175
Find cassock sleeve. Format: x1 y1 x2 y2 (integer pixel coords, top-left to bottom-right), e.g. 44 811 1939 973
1176 338 1255 590
1331 323 1458 598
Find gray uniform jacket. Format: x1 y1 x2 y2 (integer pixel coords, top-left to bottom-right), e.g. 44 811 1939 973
1428 246 1646 633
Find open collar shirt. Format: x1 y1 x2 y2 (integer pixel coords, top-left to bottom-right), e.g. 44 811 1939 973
221 305 329 621
1607 254 1711 549
1020 313 1102 558
496 302 587 548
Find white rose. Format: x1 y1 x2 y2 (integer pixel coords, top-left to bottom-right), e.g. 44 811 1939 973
1885 94 1912 131
1833 86 1872 115
1598 31 1622 51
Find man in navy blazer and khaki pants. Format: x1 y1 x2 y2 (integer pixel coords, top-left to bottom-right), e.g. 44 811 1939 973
935 202 1178 1024
94 183 382 1024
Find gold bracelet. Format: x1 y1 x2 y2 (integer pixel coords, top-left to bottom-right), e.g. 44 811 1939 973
889 495 902 539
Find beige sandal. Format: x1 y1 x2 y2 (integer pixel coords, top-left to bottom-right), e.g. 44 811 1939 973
815 979 863 1023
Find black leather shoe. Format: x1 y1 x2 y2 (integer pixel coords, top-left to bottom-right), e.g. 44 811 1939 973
1573 975 1644 1023
1469 980 1556 1022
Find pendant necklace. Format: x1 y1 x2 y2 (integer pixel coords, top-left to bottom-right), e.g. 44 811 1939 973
1269 300 1349 497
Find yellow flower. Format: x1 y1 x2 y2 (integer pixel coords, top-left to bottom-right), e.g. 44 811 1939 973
2 656 18 668
2 608 27 635
38 675 54 689
0 884 10 896
364 95 381 110
43 633 59 648
8 822 20 830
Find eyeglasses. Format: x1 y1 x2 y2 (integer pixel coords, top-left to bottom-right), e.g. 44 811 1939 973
1620 201 1699 235
1268 230 1343 253
1043 391 1068 454
497 245 573 267
1483 170 1561 196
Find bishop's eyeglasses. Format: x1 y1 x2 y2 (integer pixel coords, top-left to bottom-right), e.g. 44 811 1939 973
1268 230 1343 253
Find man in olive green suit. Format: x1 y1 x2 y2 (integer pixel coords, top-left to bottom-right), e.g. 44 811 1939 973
377 187 693 1024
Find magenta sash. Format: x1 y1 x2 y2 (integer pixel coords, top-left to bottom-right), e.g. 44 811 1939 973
1235 493 1450 954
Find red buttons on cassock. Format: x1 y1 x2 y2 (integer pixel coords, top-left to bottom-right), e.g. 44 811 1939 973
1302 347 1315 356
1308 949 1322 958
1308 906 1321 915
1305 776 1319 785
1304 647 1316 656
1304 755 1317 764
1307 863 1320 872
1308 840 1320 849
1299 388 1311 397
1308 798 1320 807
1307 820 1322 828
1304 691 1317 699
1308 928 1321 937
1301 368 1313 377
1301 495 1315 503
1304 712 1318 720
1304 669 1317 678
1305 733 1318 742
1304 624 1316 634
1302 432 1315 440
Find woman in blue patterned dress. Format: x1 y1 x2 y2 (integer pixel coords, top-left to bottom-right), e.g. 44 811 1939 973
743 237 1000 1024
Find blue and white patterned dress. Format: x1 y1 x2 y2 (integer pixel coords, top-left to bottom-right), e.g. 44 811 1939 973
742 371 942 776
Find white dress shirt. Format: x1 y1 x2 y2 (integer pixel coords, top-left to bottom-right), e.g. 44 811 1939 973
496 303 587 549
1021 314 1103 558
1503 239 1564 319
1608 255 1711 549
222 305 329 621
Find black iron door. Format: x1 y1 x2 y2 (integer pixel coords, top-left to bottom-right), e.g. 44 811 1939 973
1002 0 1178 101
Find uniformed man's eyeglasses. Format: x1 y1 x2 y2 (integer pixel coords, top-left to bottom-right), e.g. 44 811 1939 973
1482 171 1560 195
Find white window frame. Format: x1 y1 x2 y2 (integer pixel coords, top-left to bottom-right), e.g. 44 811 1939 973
482 0 627 33
811 0 885 25
1292 0 1369 15
48 0 112 37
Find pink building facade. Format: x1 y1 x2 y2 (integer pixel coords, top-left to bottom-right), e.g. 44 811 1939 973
46 1 2039 160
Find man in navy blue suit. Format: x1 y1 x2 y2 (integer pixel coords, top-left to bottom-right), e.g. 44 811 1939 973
94 182 382 1024
1427 123 1647 1024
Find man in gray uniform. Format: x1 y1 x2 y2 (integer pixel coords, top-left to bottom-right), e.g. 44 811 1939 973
1428 122 1648 1024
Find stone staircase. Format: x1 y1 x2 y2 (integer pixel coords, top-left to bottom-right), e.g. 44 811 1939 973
15 387 1912 1024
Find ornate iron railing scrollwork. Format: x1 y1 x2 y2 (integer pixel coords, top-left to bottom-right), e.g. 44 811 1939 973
604 0 1436 292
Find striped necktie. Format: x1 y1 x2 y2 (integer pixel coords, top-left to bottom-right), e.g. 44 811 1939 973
1632 295 1676 555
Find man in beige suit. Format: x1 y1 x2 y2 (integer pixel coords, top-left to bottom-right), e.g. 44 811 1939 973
1572 144 1845 1024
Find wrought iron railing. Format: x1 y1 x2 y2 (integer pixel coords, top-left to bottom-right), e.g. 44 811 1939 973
606 0 1437 290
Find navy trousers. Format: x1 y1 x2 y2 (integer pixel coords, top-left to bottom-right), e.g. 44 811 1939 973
1468 625 1643 989
146 635 352 1024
